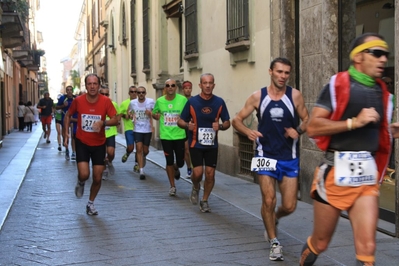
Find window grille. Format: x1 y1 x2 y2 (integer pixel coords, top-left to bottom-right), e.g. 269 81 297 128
226 0 249 44
184 0 198 55
238 133 254 176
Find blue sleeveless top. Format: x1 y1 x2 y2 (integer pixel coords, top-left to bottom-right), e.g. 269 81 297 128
255 86 299 160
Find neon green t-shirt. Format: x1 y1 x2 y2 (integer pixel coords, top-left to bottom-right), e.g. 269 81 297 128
153 94 187 140
53 103 62 120
105 101 120 138
119 98 134 132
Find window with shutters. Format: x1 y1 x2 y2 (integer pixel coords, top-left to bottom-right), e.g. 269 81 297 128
130 0 136 77
184 0 198 60
122 2 127 46
142 0 150 74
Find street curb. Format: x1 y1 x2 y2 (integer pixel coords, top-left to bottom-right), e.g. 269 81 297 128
0 126 42 231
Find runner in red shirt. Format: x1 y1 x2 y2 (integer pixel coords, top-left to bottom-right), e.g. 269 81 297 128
63 74 118 215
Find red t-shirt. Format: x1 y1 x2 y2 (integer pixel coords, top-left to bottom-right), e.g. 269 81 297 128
68 94 117 146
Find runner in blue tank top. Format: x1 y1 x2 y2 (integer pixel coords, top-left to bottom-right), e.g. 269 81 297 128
233 57 309 262
178 73 230 213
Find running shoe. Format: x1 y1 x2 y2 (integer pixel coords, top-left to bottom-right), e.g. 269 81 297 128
75 181 85 198
58 145 62 152
133 163 140 173
71 153 76 161
121 153 129 163
199 200 211 213
186 168 192 178
140 174 146 180
169 187 176 196
269 243 284 261
108 162 115 175
102 168 108 180
65 150 70 161
174 168 181 180
86 203 98 216
190 185 199 205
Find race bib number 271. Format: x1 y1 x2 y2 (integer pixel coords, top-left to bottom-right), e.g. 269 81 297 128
81 114 101 132
251 157 277 172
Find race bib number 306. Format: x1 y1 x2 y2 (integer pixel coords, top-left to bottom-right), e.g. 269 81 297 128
334 151 377 187
251 157 277 172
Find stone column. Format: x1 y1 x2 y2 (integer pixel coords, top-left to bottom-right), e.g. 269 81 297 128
270 0 296 86
298 1 356 203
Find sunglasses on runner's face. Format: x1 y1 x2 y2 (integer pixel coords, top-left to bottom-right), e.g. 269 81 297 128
137 91 145 94
100 93 109 96
165 84 176 88
129 91 137 93
363 49 390 58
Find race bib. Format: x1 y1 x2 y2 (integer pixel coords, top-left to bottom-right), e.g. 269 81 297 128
251 157 277 172
163 113 179 126
81 114 101 132
334 151 377 187
198 127 215 146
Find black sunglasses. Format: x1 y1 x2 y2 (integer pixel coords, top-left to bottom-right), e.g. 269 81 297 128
165 84 176 88
100 93 109 96
137 91 145 94
363 49 390 58
129 91 137 93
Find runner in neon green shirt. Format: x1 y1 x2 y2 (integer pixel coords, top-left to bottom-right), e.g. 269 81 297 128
152 79 187 196
100 86 121 177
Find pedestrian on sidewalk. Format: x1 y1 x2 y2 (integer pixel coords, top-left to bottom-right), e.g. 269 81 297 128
23 101 38 132
128 86 155 180
100 85 121 178
63 74 118 216
17 101 25 131
232 57 309 262
37 92 54 143
178 73 230 213
153 79 188 196
300 33 392 266
119 86 138 167
182 80 193 178
56 86 76 160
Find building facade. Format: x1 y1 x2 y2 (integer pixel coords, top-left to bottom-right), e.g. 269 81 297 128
74 0 399 236
0 0 44 146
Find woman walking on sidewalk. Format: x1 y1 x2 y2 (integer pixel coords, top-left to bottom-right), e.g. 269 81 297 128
17 101 25 131
24 101 37 132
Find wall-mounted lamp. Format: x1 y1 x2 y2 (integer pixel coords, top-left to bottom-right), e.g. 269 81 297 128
382 2 394 9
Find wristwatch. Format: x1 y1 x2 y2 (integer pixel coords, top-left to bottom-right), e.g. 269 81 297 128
219 124 224 130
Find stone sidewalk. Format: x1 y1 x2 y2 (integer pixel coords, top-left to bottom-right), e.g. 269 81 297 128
0 123 398 265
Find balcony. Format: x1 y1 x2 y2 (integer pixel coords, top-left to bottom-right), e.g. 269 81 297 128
12 49 43 71
1 11 25 48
